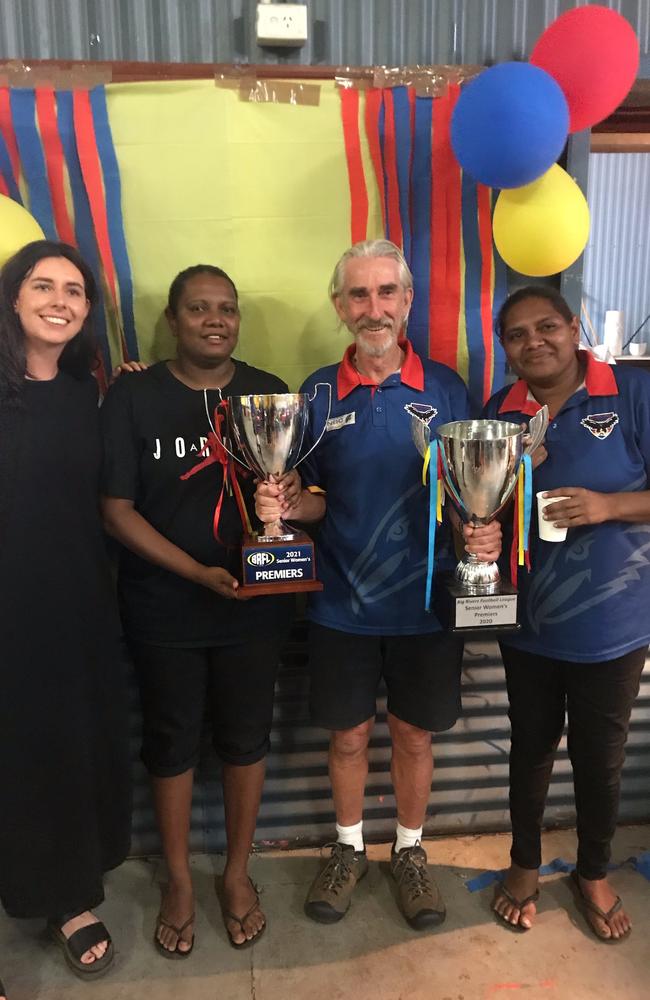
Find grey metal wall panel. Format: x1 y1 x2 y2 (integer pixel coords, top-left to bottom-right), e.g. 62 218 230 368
129 632 650 855
0 1 649 65
582 153 650 349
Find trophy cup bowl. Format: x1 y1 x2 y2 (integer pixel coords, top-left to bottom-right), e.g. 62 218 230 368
437 419 524 596
227 390 328 596
229 393 309 542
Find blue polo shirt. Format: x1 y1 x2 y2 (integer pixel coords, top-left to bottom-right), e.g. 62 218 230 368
483 351 650 662
299 340 470 635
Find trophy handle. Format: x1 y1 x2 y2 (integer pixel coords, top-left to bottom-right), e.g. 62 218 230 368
203 388 251 471
293 382 332 469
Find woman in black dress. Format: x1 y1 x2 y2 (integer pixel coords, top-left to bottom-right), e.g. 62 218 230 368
0 241 131 989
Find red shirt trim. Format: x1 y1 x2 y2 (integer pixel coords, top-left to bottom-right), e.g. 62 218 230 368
337 337 424 400
498 350 619 416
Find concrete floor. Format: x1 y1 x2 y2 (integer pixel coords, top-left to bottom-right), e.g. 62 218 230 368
2 827 649 1000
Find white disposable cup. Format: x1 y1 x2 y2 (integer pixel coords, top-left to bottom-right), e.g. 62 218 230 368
537 491 569 542
629 342 647 356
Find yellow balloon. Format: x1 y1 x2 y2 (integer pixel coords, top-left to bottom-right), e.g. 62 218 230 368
0 194 45 267
493 164 590 277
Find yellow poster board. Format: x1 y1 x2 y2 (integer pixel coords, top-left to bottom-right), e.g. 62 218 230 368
107 79 382 389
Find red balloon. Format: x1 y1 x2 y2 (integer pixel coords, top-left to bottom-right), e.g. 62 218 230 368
531 5 639 132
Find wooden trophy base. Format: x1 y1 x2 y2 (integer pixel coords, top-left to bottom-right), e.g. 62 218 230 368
434 574 521 637
240 530 324 596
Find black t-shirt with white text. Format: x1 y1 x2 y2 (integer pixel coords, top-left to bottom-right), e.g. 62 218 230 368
100 360 293 645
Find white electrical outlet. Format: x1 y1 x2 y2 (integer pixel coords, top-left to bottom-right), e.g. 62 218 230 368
256 3 308 47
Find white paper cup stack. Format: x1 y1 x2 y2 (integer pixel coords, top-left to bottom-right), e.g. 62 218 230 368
603 310 624 358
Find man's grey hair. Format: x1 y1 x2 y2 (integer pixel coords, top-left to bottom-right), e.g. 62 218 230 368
329 239 413 300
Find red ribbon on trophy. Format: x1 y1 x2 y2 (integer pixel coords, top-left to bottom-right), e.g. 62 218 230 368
179 403 252 544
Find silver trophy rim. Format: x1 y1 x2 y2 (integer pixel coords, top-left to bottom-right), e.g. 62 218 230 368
436 418 523 441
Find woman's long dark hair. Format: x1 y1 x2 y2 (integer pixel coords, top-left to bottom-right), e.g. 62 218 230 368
0 240 99 404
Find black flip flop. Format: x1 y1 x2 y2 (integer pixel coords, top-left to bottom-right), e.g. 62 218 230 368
493 881 540 932
154 912 195 959
48 919 114 978
222 879 266 950
569 870 631 943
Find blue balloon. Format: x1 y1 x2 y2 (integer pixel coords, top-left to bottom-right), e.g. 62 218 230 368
450 62 569 189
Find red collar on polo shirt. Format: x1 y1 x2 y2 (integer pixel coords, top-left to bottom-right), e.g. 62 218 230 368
498 350 619 417
337 337 424 400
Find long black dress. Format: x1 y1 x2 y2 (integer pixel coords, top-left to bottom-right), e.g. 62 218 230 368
0 373 131 918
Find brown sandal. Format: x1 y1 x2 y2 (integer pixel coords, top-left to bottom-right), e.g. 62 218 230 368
154 912 195 959
222 879 266 950
493 881 540 932
569 870 631 943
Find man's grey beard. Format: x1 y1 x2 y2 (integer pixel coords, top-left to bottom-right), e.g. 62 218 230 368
354 327 395 358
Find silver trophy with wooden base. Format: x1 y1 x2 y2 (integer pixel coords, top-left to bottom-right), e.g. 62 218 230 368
228 389 329 596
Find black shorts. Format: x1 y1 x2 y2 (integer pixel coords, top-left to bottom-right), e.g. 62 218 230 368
129 637 284 776
308 624 463 733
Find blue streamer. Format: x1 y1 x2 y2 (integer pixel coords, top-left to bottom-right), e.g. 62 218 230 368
89 86 139 361
424 441 438 612
9 89 56 238
522 453 533 551
391 87 412 265
56 90 111 375
408 95 432 359
0 129 22 203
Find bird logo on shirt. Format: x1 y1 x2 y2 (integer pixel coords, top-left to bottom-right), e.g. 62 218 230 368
580 411 619 440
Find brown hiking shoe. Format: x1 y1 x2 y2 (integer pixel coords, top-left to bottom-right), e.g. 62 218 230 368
390 841 446 930
304 842 369 923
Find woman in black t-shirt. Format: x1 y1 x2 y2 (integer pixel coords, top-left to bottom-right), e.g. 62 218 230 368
101 266 297 956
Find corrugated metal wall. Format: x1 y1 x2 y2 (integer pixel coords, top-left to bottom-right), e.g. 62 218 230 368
0 0 649 64
3 0 649 851
583 153 650 349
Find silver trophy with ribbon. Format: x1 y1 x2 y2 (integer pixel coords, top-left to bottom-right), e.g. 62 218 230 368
437 420 523 593
227 386 330 595
409 412 531 632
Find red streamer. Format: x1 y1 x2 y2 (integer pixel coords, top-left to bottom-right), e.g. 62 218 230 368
364 88 386 231
35 88 76 245
0 87 21 186
429 84 462 371
382 90 403 248
340 88 369 244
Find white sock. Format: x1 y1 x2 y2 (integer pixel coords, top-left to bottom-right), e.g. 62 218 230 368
336 820 364 853
394 822 423 854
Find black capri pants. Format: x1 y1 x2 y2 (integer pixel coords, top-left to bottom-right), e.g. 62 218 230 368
500 642 646 881
129 637 284 776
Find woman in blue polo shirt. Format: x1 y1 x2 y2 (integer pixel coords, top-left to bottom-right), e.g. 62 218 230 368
484 286 650 942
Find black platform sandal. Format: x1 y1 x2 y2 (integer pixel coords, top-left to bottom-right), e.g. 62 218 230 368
47 913 114 978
